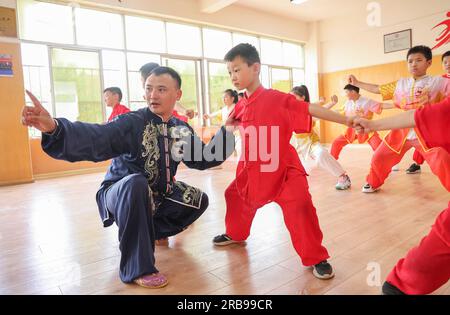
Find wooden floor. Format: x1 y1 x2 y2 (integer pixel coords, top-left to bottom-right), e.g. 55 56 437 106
1 145 449 295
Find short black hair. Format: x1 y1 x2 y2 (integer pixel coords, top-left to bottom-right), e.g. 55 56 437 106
139 62 160 81
103 87 122 102
344 84 360 93
149 66 182 89
224 43 260 65
443 51 450 61
407 45 432 61
224 89 238 104
291 85 310 103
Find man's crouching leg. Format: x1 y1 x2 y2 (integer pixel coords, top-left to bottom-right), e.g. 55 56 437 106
102 174 168 288
154 186 209 241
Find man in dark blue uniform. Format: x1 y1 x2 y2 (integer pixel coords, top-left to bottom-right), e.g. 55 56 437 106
21 67 235 289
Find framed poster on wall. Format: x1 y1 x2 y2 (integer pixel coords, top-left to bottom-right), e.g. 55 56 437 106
0 7 17 38
0 54 13 77
384 29 412 54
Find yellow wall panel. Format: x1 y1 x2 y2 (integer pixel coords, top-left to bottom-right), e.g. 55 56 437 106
0 41 33 185
319 55 447 143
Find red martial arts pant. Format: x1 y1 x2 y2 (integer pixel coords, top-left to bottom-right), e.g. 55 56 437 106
331 133 382 160
386 203 450 294
224 168 329 266
366 139 450 191
413 149 425 165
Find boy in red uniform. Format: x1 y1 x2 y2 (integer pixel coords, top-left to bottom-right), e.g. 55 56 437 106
401 50 450 174
104 87 130 122
330 84 386 160
354 96 450 294
213 43 354 279
405 50 450 174
348 46 450 193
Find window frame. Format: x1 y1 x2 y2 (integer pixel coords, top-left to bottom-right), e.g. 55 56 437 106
18 0 305 137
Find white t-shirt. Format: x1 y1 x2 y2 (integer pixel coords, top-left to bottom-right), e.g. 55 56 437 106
342 96 382 118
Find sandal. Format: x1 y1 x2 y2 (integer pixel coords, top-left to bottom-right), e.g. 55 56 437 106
134 273 168 289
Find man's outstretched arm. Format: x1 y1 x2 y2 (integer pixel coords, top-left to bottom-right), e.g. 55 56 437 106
181 125 236 170
22 90 132 162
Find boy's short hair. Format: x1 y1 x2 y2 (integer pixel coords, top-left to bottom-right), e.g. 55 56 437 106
103 87 122 102
344 84 360 93
150 66 182 89
224 43 260 65
442 50 450 61
139 62 160 82
407 45 432 61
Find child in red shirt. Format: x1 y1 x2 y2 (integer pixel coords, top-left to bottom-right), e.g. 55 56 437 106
214 43 354 279
104 87 130 122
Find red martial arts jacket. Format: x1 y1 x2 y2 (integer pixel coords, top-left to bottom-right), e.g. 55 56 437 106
232 85 312 208
172 110 189 123
415 96 450 244
415 96 450 160
108 103 131 122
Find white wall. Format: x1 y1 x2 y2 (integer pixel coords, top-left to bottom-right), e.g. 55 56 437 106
305 21 320 101
319 0 450 73
0 0 15 8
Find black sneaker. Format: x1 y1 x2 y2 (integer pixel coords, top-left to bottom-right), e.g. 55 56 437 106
382 281 406 295
312 260 335 280
406 163 421 174
213 234 239 246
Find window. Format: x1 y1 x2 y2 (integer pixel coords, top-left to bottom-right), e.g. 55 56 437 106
165 58 200 126
166 22 202 57
18 1 305 137
260 38 283 66
232 33 260 52
127 52 161 111
127 52 161 72
18 0 74 44
203 28 232 60
128 71 148 111
75 8 124 49
21 43 52 138
283 42 303 68
208 62 231 126
51 48 103 123
292 68 305 87
102 50 127 98
21 43 52 108
260 65 270 88
271 68 291 93
102 50 128 118
125 16 165 53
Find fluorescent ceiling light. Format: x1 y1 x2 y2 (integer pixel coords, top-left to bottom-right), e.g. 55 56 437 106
290 0 308 4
